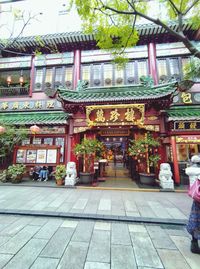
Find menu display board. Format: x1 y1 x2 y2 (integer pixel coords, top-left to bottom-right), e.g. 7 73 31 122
36 149 47 163
15 145 61 165
46 149 57 163
16 149 26 163
26 150 37 163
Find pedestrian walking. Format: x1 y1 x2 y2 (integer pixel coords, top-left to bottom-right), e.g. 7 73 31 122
186 155 200 254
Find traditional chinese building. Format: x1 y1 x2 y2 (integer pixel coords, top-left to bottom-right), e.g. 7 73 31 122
0 21 200 185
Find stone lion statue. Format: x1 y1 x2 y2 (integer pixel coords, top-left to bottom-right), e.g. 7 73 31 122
65 162 78 186
159 163 174 189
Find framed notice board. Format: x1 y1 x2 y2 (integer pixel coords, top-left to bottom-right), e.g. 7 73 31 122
14 145 61 166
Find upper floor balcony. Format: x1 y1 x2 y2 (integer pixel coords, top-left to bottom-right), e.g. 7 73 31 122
0 86 29 98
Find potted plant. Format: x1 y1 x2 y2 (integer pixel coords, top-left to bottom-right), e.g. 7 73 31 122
128 132 160 185
7 164 26 183
74 138 103 184
55 164 66 185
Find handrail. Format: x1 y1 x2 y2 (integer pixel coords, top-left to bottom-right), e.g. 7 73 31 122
0 86 29 97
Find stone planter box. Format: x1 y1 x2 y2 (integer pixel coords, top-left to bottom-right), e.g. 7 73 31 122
139 173 156 185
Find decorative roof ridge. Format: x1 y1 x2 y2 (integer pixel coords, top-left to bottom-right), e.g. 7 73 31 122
58 82 176 94
5 21 192 41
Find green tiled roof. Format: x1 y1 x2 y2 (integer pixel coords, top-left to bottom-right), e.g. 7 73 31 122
1 21 192 51
0 111 69 125
58 83 177 103
167 106 200 121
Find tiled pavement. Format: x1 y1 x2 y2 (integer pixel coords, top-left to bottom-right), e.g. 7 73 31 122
0 214 200 269
0 185 191 224
0 186 199 268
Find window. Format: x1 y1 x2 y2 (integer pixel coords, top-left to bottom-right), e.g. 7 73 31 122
0 69 30 87
104 64 113 85
93 64 102 86
45 68 53 86
125 62 135 84
64 66 73 88
115 65 124 85
35 68 44 91
169 58 180 79
137 60 148 82
55 137 65 162
81 65 90 86
157 59 168 82
55 67 63 86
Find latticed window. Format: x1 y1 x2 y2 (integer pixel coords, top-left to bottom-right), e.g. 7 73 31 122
115 65 124 85
55 67 63 84
104 64 113 86
181 57 190 76
45 68 53 85
93 64 102 86
157 59 168 82
137 60 148 81
64 67 73 88
169 58 180 79
125 62 135 84
35 68 43 91
81 65 90 86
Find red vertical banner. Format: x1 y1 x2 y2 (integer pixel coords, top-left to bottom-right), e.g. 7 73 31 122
170 136 180 184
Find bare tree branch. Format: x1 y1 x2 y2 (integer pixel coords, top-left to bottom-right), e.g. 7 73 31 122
183 0 200 15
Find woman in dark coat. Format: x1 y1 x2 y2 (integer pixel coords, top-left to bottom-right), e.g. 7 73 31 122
187 200 200 253
186 154 200 254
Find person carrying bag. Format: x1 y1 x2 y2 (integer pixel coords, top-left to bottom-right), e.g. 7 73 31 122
186 155 200 254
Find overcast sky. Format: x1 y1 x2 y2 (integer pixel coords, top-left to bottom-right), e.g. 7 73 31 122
0 0 82 38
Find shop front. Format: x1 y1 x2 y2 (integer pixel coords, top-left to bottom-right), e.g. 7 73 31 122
58 81 177 184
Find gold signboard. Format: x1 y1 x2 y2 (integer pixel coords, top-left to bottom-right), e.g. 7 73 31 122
86 104 144 127
176 135 200 143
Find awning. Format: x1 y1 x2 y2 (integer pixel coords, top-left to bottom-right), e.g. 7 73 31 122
0 111 69 125
167 106 200 121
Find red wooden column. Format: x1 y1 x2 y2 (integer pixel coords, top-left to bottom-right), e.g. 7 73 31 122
73 50 81 89
29 55 35 97
66 118 74 163
170 136 180 184
148 43 158 85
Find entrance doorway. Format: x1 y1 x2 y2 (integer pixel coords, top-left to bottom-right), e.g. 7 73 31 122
99 136 130 179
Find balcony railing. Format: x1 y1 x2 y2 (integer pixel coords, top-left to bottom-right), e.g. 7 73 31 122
0 86 29 97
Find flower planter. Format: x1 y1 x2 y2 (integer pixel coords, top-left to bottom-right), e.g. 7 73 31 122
56 179 63 186
11 174 23 184
139 173 156 185
80 172 94 184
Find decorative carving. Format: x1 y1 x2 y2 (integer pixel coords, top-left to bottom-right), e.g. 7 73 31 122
105 78 111 85
94 79 101 85
44 88 56 98
76 80 89 91
140 75 154 87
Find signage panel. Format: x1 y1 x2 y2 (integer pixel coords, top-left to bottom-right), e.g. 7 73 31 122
86 104 145 127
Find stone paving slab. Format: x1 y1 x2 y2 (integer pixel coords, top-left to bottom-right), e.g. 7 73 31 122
0 214 199 269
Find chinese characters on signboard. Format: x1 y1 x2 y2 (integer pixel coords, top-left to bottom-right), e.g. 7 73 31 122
0 100 62 112
174 121 200 131
86 104 145 127
176 135 200 143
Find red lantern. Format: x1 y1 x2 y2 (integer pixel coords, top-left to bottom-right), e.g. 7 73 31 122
30 125 40 134
19 75 24 86
7 75 11 86
0 126 5 134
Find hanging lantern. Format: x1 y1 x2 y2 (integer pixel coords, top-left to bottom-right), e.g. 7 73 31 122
0 126 5 134
7 75 11 86
30 125 40 134
19 75 24 86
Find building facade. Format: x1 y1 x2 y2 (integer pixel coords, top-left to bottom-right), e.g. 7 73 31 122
0 22 200 185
